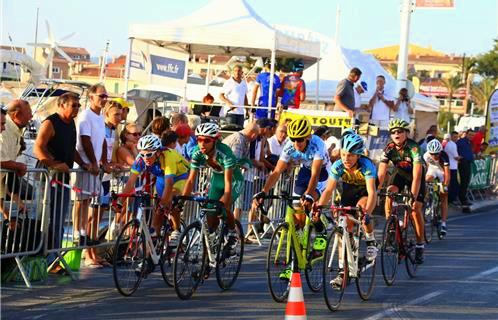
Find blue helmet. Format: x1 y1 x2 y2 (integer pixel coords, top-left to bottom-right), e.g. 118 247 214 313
293 61 304 72
341 133 365 155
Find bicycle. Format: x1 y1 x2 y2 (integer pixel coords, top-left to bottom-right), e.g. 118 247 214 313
424 180 444 242
257 192 325 303
172 195 244 300
110 191 183 296
321 205 377 311
379 190 419 287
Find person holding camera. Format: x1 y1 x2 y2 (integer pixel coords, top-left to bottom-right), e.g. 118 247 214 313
393 88 414 124
368 75 395 128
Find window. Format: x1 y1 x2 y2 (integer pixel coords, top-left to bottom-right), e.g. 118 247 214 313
74 55 80 59
52 67 61 73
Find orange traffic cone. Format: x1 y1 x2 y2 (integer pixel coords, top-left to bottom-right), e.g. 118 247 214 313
284 272 307 320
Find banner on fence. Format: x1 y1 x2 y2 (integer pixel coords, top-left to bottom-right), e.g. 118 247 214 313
280 109 352 128
469 156 492 189
485 89 498 154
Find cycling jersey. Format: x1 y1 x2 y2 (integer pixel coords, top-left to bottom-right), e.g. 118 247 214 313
130 156 164 194
280 74 305 108
423 151 449 169
380 138 424 174
190 142 243 202
280 135 331 171
161 148 189 181
330 156 377 187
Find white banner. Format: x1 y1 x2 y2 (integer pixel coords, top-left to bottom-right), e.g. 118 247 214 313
486 89 498 153
129 39 188 92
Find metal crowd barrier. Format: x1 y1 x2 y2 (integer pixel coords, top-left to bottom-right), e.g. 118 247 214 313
0 168 51 288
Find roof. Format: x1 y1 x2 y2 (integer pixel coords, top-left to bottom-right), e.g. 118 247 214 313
0 46 26 54
58 46 90 56
365 44 447 60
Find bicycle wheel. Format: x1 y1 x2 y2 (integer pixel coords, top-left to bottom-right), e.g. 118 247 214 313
355 230 376 300
159 219 186 287
112 219 146 296
404 214 419 278
266 222 293 303
424 195 435 243
173 221 206 300
304 224 324 292
216 220 244 290
323 228 348 312
381 216 399 286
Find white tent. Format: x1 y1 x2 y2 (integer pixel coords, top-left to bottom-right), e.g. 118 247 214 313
128 0 320 64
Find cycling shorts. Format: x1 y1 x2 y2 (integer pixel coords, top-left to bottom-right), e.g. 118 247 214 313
208 172 244 204
426 166 444 183
388 169 426 203
341 185 368 207
294 166 328 197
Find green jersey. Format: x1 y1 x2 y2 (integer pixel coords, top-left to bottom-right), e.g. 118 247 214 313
380 138 424 173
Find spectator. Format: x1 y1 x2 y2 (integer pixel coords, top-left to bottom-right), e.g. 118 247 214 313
472 126 486 154
393 88 414 124
444 131 461 205
199 94 215 122
456 129 475 206
267 122 288 162
74 83 108 268
476 142 489 159
151 116 170 139
279 61 306 111
33 93 81 270
251 58 281 119
116 123 141 167
0 106 6 132
419 125 438 154
0 99 32 225
220 65 248 127
354 81 368 122
161 130 179 149
256 118 277 171
368 75 395 128
112 97 132 123
442 133 451 148
334 67 362 119
184 115 201 160
175 123 192 158
222 121 260 221
313 125 332 141
170 112 189 153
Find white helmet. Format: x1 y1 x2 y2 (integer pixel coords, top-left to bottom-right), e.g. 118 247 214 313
427 139 443 154
195 122 220 138
137 135 162 151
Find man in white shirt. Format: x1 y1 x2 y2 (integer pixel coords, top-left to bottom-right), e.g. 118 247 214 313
268 123 288 158
368 75 394 128
444 131 461 205
220 65 248 128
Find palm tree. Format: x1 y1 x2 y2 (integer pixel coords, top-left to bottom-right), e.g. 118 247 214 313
440 75 462 114
462 56 477 112
471 78 498 113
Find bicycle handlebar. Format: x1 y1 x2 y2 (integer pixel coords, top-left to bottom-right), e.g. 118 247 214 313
173 195 225 208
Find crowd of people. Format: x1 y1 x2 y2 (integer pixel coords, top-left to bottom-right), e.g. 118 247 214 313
0 63 492 279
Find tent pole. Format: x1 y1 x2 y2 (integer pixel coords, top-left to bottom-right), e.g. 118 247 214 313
396 0 412 92
123 37 134 99
206 54 212 95
267 48 276 119
316 58 320 108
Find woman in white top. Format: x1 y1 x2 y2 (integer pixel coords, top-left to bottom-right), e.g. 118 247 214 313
393 88 414 123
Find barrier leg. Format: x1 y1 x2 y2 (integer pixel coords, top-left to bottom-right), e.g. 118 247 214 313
57 251 77 280
15 256 32 289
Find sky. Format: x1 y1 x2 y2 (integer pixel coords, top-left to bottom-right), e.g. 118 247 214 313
1 0 497 59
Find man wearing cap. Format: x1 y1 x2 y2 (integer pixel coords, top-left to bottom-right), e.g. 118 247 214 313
112 97 132 122
251 59 281 120
354 81 368 122
279 61 306 110
335 68 362 120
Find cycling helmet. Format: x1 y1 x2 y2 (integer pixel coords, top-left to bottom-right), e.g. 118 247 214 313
195 122 220 138
313 235 327 251
341 133 365 155
137 135 162 151
288 118 312 139
341 128 355 139
388 118 410 132
293 61 304 72
427 139 443 154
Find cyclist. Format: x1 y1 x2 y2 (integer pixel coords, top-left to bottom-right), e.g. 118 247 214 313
253 117 331 280
317 133 378 260
181 123 243 257
378 119 426 264
424 139 450 237
122 135 187 247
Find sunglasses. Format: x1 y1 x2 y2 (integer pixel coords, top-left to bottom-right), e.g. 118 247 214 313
139 152 156 159
92 93 109 99
289 137 306 143
128 132 142 137
197 136 215 143
390 129 405 135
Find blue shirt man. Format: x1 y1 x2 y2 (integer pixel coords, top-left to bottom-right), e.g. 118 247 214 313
252 61 281 119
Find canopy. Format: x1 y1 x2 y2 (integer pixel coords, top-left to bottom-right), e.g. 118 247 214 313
128 0 320 64
299 34 440 112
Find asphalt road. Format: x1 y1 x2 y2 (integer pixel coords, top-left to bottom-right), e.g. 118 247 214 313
2 204 498 320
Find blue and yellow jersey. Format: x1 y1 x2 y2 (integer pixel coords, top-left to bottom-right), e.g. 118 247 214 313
330 156 377 187
160 148 189 182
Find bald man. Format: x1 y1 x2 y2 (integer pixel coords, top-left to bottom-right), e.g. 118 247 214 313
0 99 33 220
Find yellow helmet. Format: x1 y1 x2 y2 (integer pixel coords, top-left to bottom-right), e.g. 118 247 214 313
288 118 312 139
112 97 132 108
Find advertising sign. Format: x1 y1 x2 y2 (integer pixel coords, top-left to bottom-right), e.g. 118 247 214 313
415 0 454 8
469 156 492 189
485 89 498 154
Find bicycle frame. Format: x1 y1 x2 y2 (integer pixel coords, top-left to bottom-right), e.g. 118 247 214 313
278 209 313 270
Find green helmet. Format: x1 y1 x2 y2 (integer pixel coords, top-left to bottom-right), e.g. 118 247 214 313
313 235 327 251
388 118 410 132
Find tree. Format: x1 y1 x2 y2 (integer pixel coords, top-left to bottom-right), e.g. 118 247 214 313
471 78 498 113
440 75 462 114
461 56 477 113
474 38 498 80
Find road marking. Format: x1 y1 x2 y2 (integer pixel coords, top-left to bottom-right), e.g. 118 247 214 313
364 290 444 320
468 265 498 280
